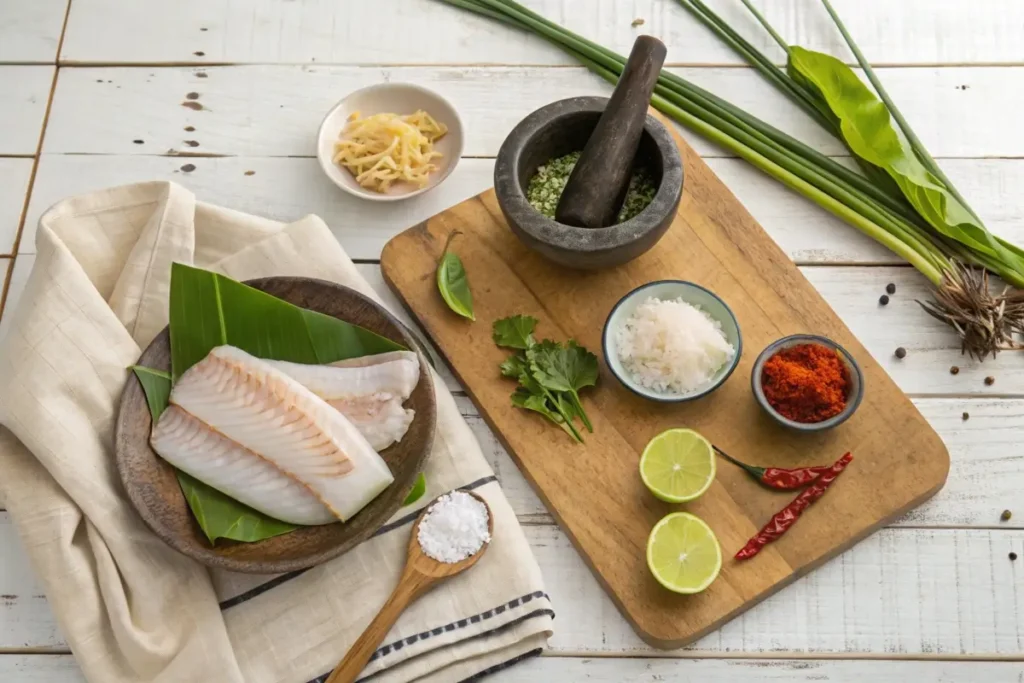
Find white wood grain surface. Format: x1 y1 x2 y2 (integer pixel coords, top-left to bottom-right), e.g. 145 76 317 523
3 656 1022 683
495 659 1024 682
494 659 1024 682
3 510 1022 654
0 0 67 63
0 66 53 155
0 159 32 254
43 65 1019 159
58 0 1024 67
4 0 1024 680
0 656 82 682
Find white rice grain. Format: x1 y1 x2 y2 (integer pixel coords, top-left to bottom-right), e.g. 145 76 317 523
615 296 735 394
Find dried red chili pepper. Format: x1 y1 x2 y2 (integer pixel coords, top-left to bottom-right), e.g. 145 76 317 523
714 446 830 490
735 452 853 560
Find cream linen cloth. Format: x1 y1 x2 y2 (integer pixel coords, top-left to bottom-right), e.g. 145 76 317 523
0 182 553 683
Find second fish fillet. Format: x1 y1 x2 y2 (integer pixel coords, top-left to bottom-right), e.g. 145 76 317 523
267 350 421 451
154 345 394 523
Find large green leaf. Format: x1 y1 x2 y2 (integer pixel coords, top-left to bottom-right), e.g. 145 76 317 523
134 263 410 544
786 47 1024 278
169 262 404 380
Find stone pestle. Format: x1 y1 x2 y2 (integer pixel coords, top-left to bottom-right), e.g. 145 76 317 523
554 35 667 229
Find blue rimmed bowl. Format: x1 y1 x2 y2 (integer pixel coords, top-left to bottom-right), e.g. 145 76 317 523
602 280 742 403
751 334 864 432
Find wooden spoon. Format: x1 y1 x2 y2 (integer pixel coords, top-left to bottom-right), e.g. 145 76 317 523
325 491 494 683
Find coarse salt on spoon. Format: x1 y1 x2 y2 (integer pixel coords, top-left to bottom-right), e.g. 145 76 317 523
325 490 493 683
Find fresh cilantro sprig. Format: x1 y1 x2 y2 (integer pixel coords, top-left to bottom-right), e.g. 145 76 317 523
493 315 598 442
492 314 537 350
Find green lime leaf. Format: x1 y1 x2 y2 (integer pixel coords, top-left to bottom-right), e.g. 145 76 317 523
436 231 474 321
492 315 538 350
402 473 427 506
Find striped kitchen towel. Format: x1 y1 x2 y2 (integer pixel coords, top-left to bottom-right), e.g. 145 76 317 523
0 181 553 683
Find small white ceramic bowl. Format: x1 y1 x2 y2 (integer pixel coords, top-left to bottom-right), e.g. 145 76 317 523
602 280 743 403
316 83 464 202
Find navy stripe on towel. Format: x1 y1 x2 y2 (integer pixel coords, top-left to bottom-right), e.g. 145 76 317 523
306 591 552 683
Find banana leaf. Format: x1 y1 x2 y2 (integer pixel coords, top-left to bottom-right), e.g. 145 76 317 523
179 472 299 544
130 366 171 421
133 262 408 544
169 262 403 380
786 46 1024 283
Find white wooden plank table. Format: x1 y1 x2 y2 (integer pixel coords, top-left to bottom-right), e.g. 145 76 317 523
0 1 67 64
1 1 1022 680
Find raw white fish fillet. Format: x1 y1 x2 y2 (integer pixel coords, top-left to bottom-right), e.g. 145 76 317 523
152 405 337 525
152 345 394 523
267 351 420 451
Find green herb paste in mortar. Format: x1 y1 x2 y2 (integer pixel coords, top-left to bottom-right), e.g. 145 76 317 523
526 151 657 224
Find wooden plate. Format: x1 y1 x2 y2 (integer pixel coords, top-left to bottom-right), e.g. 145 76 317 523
115 277 436 574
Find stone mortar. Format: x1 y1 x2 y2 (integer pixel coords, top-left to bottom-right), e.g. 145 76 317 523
494 96 684 270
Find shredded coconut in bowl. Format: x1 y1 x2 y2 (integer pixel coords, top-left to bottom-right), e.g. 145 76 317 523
417 491 491 564
615 296 735 394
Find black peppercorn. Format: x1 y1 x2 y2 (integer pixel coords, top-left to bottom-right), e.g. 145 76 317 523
879 294 890 305
1002 510 1012 522
895 347 907 359
950 366 959 375
985 376 995 386
962 411 970 421
1011 552 1018 561
886 283 896 294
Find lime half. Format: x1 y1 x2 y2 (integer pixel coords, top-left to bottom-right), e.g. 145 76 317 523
639 428 716 503
647 512 722 594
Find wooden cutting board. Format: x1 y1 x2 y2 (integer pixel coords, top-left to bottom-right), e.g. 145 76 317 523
380 123 949 649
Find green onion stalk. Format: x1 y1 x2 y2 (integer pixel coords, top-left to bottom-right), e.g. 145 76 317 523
436 0 1024 358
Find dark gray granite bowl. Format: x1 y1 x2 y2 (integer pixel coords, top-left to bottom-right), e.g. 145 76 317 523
494 96 684 270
